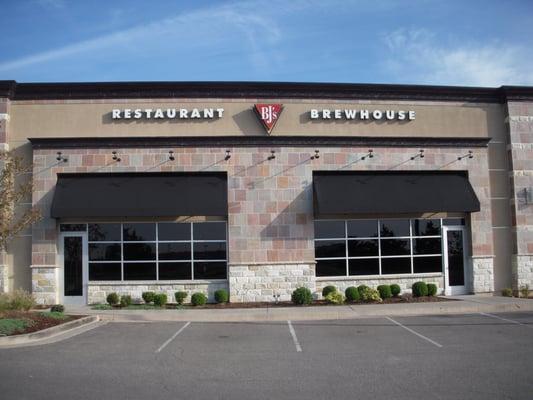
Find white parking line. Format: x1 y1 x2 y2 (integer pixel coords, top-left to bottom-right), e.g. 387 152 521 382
479 312 531 328
287 320 302 352
386 317 443 348
155 322 191 353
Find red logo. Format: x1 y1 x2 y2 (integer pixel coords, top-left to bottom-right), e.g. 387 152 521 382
254 104 283 134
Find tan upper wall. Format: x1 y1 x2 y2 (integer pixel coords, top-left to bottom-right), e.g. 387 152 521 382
8 99 505 144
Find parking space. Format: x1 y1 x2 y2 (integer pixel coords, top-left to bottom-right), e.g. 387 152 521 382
1 312 532 399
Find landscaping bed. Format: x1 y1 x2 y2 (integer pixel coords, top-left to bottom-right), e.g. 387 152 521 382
0 311 82 336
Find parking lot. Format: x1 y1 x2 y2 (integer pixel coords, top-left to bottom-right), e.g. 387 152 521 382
1 312 532 400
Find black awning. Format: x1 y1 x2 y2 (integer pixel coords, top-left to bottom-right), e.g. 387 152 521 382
51 172 228 218
313 171 480 217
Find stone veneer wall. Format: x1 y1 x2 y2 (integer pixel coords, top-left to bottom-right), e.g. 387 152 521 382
506 101 533 291
88 281 228 305
317 274 445 297
472 256 495 293
31 145 494 303
0 98 8 292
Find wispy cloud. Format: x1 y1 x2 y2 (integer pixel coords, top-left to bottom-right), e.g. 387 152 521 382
382 28 533 86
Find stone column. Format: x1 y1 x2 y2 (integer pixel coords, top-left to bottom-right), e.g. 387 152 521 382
0 96 9 293
506 101 533 292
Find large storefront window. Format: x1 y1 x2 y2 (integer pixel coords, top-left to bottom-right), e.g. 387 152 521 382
62 222 227 281
314 219 449 277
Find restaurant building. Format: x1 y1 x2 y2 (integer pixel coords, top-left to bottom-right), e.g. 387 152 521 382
0 81 531 305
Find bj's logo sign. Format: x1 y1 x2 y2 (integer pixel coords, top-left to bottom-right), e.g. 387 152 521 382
254 104 283 134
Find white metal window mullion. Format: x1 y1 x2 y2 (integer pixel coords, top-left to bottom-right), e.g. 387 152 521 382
377 219 382 275
190 222 194 280
120 223 124 281
345 220 349 276
155 223 159 281
410 219 414 274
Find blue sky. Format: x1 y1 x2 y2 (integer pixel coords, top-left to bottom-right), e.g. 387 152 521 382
1 0 532 86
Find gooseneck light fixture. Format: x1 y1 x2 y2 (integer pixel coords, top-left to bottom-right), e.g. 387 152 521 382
268 150 276 160
457 150 474 160
168 151 175 161
56 152 68 163
410 149 425 160
224 150 231 161
112 151 121 162
361 149 374 160
311 150 320 160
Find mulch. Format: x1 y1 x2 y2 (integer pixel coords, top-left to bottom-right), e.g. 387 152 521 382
0 311 82 336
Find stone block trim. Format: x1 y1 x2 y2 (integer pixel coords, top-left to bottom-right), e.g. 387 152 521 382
31 267 57 304
87 281 229 305
512 255 533 290
317 275 445 297
0 264 8 293
472 256 494 293
229 263 315 302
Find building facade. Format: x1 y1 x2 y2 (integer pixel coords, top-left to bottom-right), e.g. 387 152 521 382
0 81 532 305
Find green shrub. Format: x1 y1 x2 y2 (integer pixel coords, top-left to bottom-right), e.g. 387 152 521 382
520 284 530 299
191 292 207 306
427 283 438 297
501 287 513 297
4 289 36 311
390 284 401 297
153 294 168 307
325 291 345 304
40 311 68 320
291 287 313 305
214 289 229 303
377 285 392 299
0 318 33 336
174 291 188 305
50 304 65 313
357 285 370 297
142 291 155 304
120 295 132 307
412 281 429 297
0 293 10 312
321 285 337 298
345 286 361 302
106 292 119 306
360 287 382 303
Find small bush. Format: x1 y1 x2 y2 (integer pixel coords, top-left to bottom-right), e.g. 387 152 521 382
120 295 132 307
214 289 229 303
191 292 207 306
390 284 401 297
412 281 428 297
106 292 119 306
0 293 10 312
41 311 68 320
142 291 155 304
520 284 530 299
345 286 361 302
357 285 370 297
360 287 382 303
7 289 36 311
153 293 168 307
174 291 188 305
322 285 337 298
325 292 345 304
501 287 513 297
50 304 65 313
377 285 392 299
291 287 313 305
427 283 438 297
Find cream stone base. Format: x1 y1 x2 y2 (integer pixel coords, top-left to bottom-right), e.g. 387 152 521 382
0 264 8 293
472 256 494 293
228 263 315 302
31 266 58 305
512 255 533 290
87 281 229 304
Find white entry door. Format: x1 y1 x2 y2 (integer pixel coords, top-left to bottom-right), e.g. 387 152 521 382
443 226 468 295
58 232 88 305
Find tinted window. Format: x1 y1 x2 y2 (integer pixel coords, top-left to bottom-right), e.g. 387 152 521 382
159 242 191 260
193 242 226 260
193 222 226 240
349 258 379 275
381 239 410 256
60 224 87 232
412 219 441 236
89 224 121 241
314 221 344 239
89 263 121 281
380 220 410 237
123 243 156 260
413 256 443 273
443 218 465 226
123 223 156 241
316 259 346 277
348 240 378 257
159 262 192 280
381 258 411 274
89 244 121 261
347 220 377 238
413 238 442 255
158 223 190 241
123 262 156 280
314 240 346 258
194 262 227 279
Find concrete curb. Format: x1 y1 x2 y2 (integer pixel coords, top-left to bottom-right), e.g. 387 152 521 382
0 315 99 347
68 299 533 323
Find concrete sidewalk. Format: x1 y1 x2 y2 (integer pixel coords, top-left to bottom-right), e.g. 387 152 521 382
64 295 533 322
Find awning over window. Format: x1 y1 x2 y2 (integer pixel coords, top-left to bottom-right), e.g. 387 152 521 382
51 172 228 218
313 171 480 217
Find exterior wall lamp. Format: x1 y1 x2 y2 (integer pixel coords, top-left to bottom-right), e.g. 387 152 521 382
112 151 121 162
56 152 68 163
168 151 175 161
224 150 231 161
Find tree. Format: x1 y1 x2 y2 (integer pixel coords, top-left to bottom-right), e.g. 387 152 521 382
0 150 41 251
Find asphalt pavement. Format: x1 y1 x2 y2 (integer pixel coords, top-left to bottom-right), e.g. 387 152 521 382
1 311 532 400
